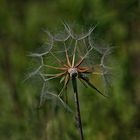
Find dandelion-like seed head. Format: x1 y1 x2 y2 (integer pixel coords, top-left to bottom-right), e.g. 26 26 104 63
27 23 113 108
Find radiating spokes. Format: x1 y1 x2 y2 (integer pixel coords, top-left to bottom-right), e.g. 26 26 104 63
79 74 108 97
63 22 96 40
40 72 66 81
58 74 70 97
75 45 94 67
72 40 78 67
64 42 71 67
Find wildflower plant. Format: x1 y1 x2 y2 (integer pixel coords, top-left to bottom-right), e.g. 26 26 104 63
27 23 113 140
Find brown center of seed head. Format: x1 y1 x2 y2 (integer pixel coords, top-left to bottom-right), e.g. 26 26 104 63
68 68 78 77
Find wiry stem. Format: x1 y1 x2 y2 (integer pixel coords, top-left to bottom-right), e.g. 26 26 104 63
72 76 84 140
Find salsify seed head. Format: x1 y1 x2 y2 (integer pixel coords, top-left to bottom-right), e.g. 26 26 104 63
26 23 113 108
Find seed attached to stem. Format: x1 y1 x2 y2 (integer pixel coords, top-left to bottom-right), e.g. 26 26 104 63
68 68 78 77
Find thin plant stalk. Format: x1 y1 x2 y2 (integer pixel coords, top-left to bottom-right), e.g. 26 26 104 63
72 76 84 140
28 24 112 139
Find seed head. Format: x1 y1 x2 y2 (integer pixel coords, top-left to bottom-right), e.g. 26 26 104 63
27 23 113 107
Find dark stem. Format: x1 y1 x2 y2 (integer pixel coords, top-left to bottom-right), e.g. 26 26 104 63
72 76 84 140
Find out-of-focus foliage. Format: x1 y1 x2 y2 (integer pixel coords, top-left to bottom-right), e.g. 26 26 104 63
0 0 139 140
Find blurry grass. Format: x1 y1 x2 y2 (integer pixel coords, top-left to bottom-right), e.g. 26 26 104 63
0 0 139 139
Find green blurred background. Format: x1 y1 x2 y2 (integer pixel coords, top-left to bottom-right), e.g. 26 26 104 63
0 0 140 140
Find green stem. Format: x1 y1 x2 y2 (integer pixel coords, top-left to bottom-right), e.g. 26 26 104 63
72 76 84 140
